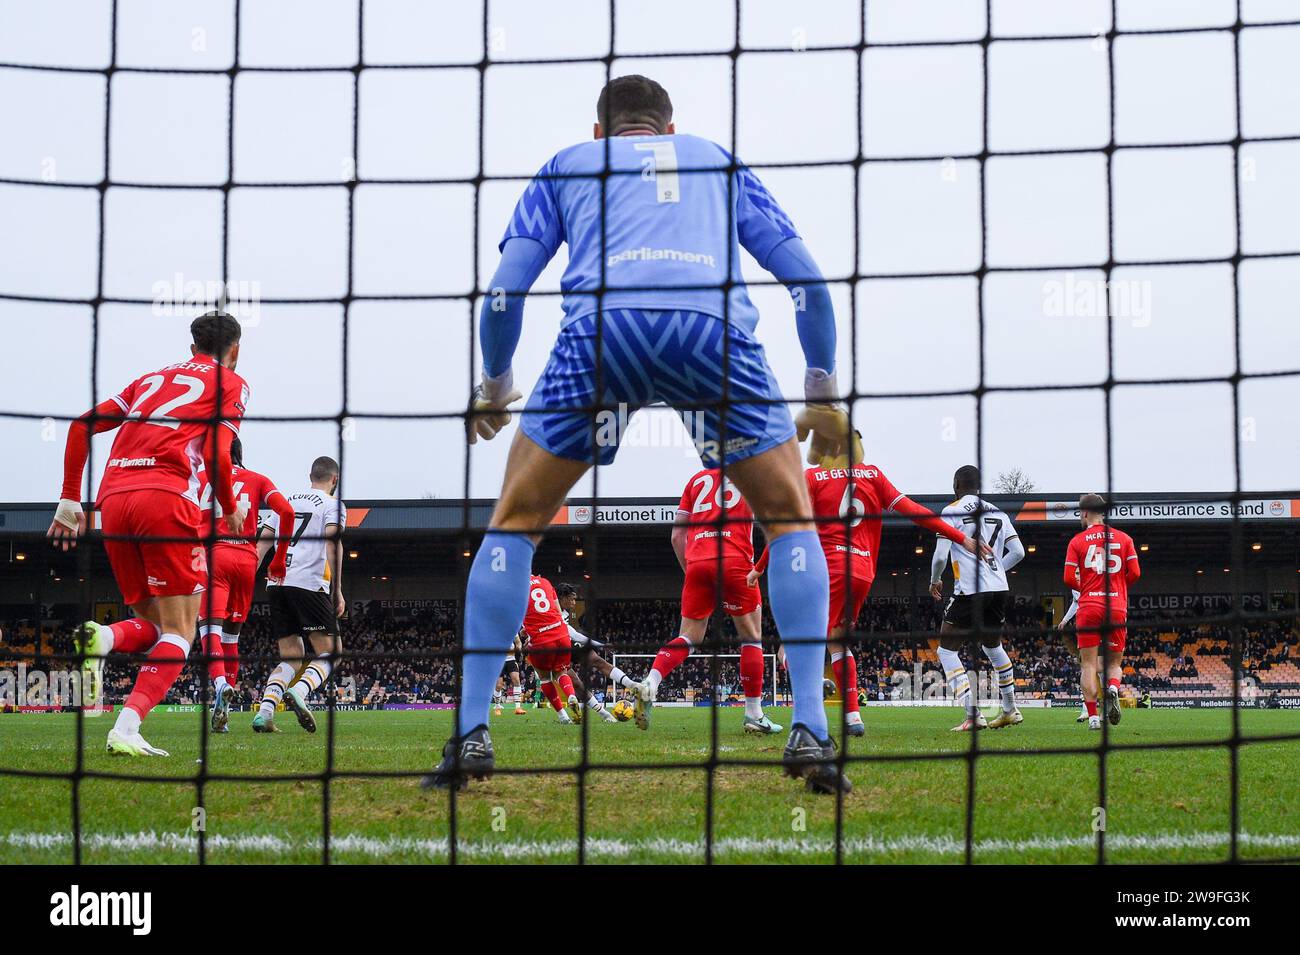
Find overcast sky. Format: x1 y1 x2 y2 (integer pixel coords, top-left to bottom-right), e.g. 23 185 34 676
1 0 1297 504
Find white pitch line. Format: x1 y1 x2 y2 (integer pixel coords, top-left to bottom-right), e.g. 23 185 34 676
4 829 1299 860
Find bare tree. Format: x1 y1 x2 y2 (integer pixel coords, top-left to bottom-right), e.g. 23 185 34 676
994 468 1036 494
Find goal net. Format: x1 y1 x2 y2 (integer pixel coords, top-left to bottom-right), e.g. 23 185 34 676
2 0 1298 868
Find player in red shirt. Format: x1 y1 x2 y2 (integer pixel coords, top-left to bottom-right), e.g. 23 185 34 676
1063 493 1140 729
549 582 630 723
47 312 250 757
752 433 985 736
520 574 581 723
633 468 781 736
197 438 293 733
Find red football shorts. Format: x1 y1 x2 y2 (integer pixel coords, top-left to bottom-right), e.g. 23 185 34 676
526 640 571 674
99 489 205 607
203 544 259 624
1075 603 1127 653
681 558 761 619
829 573 874 634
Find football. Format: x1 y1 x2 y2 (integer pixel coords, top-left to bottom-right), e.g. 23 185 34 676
611 698 634 722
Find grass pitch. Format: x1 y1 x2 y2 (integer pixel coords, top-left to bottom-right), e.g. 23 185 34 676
1 705 1297 864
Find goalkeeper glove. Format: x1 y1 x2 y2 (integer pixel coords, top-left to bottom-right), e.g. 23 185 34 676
795 368 852 466
468 369 523 444
816 430 865 470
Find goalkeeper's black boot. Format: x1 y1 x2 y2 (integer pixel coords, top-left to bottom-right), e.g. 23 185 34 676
421 725 495 791
782 723 852 795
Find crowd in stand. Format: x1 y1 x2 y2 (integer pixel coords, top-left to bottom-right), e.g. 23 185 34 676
2 595 1297 708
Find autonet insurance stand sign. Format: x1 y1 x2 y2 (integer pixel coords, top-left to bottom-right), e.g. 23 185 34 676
552 503 681 525
1019 498 1299 522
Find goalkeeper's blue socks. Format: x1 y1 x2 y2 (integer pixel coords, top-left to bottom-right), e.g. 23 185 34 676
459 531 534 736
766 529 830 740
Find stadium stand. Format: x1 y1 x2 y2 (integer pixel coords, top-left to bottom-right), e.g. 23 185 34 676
4 596 1294 710
2 493 1297 715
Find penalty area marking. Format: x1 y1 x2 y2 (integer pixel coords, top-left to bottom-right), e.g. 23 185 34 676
4 830 1299 861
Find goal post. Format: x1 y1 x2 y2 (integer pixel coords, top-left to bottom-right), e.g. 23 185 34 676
608 653 787 707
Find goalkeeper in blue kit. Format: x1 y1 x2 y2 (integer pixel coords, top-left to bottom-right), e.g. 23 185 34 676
425 74 853 794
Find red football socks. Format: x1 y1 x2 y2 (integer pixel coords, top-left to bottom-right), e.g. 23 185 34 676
202 632 225 683
224 641 240 685
109 618 159 654
832 653 860 714
652 636 692 681
556 672 576 700
739 643 764 700
539 681 564 711
123 634 190 719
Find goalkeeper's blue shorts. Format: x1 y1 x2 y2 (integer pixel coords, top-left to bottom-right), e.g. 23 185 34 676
520 309 795 467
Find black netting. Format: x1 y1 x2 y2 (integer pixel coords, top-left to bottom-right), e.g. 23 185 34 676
2 0 1299 865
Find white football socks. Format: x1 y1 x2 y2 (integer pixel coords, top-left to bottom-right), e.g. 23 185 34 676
259 662 296 719
937 646 976 716
981 642 1017 713
289 654 331 698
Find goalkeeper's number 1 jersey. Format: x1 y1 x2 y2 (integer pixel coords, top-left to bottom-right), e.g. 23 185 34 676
500 133 799 335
